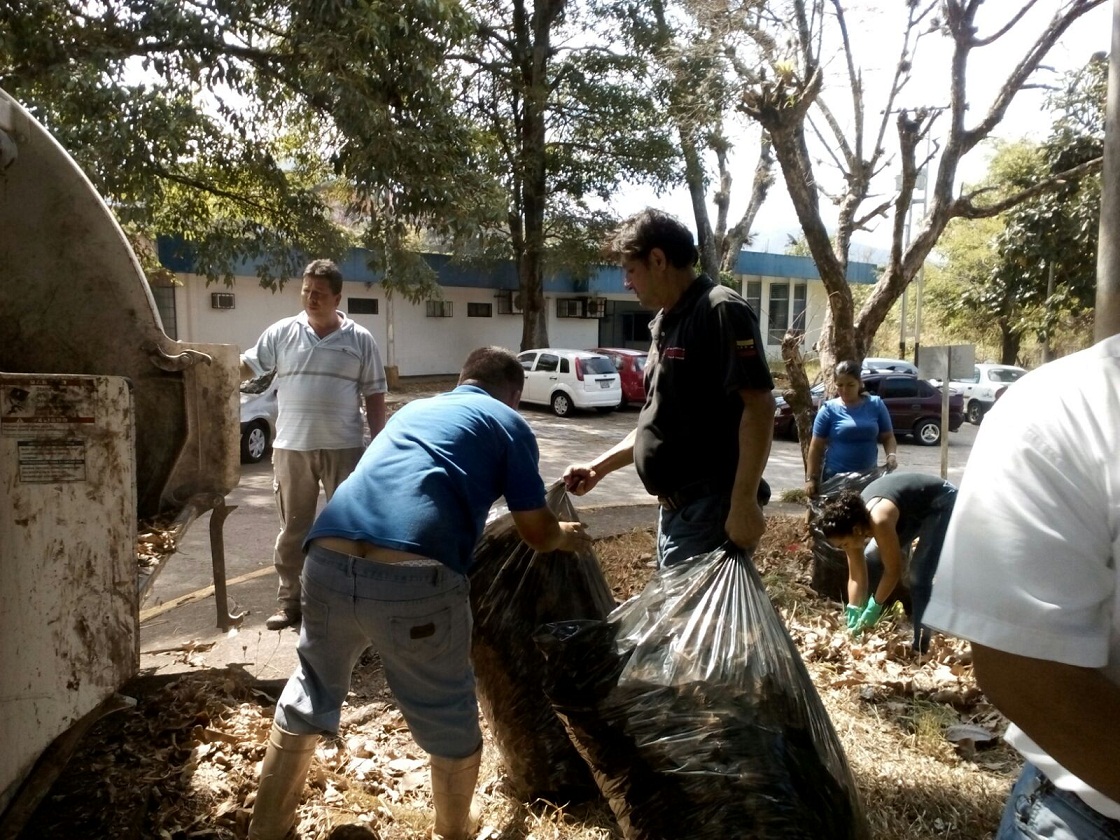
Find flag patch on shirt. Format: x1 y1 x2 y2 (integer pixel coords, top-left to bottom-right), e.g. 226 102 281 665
663 347 686 359
736 339 759 357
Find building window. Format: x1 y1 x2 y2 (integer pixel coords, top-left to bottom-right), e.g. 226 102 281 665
348 297 378 315
745 281 762 317
766 281 808 343
151 285 177 339
425 300 454 318
467 302 492 317
556 298 584 318
621 313 650 343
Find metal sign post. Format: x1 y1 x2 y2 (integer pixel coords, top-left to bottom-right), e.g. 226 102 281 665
918 345 976 478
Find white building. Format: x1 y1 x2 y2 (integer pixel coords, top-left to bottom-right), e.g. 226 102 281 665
152 245 879 376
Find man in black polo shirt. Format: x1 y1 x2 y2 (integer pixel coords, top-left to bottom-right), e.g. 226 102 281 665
563 208 775 567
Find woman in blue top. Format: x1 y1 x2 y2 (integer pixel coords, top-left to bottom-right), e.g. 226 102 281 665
804 360 898 496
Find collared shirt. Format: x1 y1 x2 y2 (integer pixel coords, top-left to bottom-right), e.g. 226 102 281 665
242 311 386 450
633 275 773 497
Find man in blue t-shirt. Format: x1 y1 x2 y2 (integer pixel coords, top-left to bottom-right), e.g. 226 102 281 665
248 347 589 840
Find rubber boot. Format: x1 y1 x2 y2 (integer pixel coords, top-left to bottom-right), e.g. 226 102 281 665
430 745 483 840
248 722 319 840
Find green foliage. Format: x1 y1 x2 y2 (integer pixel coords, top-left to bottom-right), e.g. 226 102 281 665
929 57 1104 363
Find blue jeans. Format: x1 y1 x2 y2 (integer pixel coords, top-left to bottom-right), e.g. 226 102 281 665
274 545 480 759
656 493 730 569
996 764 1120 840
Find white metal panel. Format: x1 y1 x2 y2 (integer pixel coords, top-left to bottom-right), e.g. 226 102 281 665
0 374 137 814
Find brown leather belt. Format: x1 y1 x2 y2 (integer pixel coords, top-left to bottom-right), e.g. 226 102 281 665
312 536 430 565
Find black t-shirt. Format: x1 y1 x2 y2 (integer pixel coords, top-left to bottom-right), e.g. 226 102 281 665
861 472 955 541
633 276 773 497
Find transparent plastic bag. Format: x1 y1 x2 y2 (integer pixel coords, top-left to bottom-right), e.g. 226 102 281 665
469 481 615 803
536 544 870 840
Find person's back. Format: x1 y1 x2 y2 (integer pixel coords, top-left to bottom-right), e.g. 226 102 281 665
308 385 545 572
925 337 1120 837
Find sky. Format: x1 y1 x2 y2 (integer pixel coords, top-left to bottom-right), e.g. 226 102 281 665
613 1 1113 261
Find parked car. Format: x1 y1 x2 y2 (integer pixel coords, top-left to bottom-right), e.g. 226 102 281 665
774 373 963 446
947 363 1028 424
588 347 648 407
861 356 919 376
240 371 278 463
516 349 622 416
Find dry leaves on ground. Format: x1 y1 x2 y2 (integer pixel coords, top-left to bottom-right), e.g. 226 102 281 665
19 516 1019 840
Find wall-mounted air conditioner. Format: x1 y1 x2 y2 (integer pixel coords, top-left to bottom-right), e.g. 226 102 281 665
211 292 235 310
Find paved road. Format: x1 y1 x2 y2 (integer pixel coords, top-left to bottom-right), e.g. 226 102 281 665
141 394 978 678
523 402 978 505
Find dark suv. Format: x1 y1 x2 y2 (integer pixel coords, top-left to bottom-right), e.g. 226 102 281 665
774 373 964 445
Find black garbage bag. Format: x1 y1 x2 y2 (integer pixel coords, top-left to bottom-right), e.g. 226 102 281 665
535 545 870 840
468 481 616 804
809 467 888 602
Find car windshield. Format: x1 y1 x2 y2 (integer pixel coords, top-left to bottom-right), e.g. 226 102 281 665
991 368 1026 383
581 356 617 375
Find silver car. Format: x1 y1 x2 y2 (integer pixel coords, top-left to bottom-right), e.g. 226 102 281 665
239 371 278 463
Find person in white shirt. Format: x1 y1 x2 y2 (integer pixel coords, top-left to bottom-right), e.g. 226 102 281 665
241 259 387 631
924 335 1120 839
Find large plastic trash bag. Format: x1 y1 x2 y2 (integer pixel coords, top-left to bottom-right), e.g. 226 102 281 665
535 544 870 840
809 466 888 602
468 480 616 804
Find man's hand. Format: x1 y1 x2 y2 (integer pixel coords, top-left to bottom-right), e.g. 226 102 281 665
725 498 765 552
563 464 602 496
556 520 592 553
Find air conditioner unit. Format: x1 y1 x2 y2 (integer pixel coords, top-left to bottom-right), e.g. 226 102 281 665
584 297 607 318
211 292 235 310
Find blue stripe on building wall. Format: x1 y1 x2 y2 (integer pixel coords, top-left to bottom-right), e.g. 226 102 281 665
157 237 879 292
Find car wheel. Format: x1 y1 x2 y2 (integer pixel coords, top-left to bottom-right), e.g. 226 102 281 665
913 418 941 446
241 420 270 463
966 400 985 425
551 392 572 417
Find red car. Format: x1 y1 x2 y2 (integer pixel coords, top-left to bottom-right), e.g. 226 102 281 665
589 347 649 407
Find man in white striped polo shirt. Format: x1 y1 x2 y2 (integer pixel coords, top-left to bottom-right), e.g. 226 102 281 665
241 259 387 631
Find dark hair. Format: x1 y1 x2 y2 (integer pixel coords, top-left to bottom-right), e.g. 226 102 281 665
816 489 871 538
608 208 699 270
459 346 525 399
303 259 344 295
834 360 862 379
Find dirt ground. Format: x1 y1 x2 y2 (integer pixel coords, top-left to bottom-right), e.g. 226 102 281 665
13 516 1019 840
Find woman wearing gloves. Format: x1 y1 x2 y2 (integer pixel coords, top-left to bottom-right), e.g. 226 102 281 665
816 472 956 652
804 360 898 497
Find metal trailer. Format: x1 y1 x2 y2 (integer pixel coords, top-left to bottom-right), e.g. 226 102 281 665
0 88 242 825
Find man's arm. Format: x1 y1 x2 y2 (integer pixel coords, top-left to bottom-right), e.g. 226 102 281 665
510 507 590 553
239 359 256 382
868 500 903 603
365 392 386 440
972 644 1120 802
562 428 636 496
724 387 774 551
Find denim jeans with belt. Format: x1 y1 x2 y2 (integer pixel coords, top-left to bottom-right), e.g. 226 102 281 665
996 763 1120 840
274 544 481 759
656 493 731 568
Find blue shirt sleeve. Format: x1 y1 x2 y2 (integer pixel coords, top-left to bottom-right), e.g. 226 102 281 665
812 401 835 438
872 396 893 433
